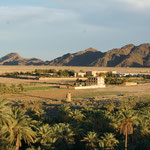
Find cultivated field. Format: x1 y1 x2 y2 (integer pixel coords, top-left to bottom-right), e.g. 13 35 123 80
0 65 150 102
2 83 150 101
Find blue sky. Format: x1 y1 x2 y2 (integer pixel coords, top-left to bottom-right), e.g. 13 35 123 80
0 0 150 60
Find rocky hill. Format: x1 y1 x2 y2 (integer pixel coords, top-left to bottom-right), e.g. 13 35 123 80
0 53 44 65
0 43 150 67
47 43 150 67
47 48 104 66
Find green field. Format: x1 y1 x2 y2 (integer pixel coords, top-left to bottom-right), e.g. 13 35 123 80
24 86 58 91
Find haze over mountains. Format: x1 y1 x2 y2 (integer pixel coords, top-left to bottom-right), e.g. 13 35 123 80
0 43 150 67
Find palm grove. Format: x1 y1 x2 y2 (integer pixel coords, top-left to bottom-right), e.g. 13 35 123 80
0 97 150 150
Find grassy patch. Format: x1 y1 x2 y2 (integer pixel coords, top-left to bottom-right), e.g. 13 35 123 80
24 86 58 91
73 91 128 99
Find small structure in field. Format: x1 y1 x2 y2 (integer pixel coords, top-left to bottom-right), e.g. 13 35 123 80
75 77 105 89
112 71 117 74
74 72 86 77
66 92 72 102
122 82 137 86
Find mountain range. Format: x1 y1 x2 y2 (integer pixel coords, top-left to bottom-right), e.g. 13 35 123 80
0 43 150 67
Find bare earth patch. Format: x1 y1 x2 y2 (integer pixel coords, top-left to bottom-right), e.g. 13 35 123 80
1 83 150 102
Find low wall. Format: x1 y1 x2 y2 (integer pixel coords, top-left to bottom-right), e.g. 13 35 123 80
123 82 137 86
75 85 106 90
39 77 87 81
0 75 37 80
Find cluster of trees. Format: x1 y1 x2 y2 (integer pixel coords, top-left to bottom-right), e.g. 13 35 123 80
4 72 32 77
105 77 126 85
2 69 75 78
0 98 150 150
143 75 150 79
57 70 74 77
75 77 126 86
0 83 24 94
98 72 126 85
34 69 57 75
34 69 75 77
100 72 150 85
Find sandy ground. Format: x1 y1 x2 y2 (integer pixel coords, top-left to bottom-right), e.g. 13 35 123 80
0 65 150 74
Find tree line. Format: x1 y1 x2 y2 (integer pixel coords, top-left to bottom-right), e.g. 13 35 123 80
2 69 75 78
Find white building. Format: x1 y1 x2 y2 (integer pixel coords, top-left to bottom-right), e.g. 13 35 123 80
74 72 86 77
75 77 105 89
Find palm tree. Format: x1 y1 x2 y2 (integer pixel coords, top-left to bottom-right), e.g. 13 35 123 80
22 101 30 110
30 101 41 112
88 110 109 132
10 84 17 93
138 116 150 137
81 131 99 150
36 124 52 144
29 101 45 119
69 109 85 122
52 123 75 150
3 107 36 150
36 124 56 149
58 104 71 122
105 102 115 112
34 108 45 117
0 98 11 126
18 84 24 92
99 133 119 150
117 109 139 150
137 104 150 137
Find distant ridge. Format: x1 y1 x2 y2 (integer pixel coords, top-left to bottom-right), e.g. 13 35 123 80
0 53 44 65
47 43 150 67
48 48 103 66
0 43 150 67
